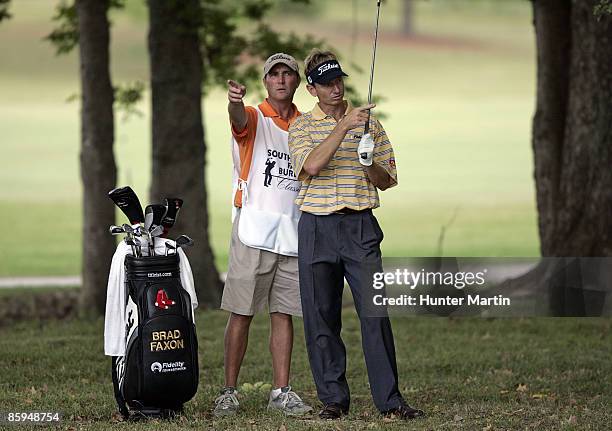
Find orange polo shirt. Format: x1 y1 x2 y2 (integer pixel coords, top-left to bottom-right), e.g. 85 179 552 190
231 99 300 207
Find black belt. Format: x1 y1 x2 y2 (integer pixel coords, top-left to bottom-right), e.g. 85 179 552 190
333 207 371 215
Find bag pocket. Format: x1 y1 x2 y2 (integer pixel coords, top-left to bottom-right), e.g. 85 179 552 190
140 314 198 407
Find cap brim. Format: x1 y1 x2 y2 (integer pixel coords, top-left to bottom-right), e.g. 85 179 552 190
317 69 349 84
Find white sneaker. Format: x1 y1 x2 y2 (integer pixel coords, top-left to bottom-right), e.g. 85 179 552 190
267 386 313 416
213 387 240 417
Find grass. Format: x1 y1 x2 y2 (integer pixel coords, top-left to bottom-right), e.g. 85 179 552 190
0 0 539 277
0 311 610 430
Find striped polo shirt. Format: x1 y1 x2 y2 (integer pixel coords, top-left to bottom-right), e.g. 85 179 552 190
288 101 397 215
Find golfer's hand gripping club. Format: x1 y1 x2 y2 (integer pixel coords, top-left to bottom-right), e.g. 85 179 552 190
340 103 375 132
227 79 246 103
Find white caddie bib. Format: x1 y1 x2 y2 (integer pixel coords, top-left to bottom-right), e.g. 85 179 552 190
230 107 301 256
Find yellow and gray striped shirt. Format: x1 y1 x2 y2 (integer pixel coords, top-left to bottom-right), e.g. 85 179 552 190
288 101 398 215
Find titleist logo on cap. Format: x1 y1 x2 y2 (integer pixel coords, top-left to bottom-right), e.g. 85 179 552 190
269 53 291 62
317 62 339 75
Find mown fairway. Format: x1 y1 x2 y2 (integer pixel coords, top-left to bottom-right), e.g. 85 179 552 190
0 0 538 277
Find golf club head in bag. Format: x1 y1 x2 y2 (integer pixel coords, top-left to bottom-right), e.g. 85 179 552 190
109 186 145 227
144 204 167 257
145 204 167 231
175 235 194 249
162 198 183 237
109 225 125 235
149 225 164 238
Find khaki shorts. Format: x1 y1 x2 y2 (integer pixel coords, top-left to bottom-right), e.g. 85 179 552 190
221 210 302 317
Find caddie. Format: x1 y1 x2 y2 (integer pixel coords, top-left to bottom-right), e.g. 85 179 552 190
213 53 313 417
287 49 424 420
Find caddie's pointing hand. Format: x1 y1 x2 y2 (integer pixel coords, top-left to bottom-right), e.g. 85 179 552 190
340 103 376 132
227 79 247 103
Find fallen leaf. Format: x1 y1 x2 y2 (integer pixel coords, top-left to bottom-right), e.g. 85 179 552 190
454 414 464 422
110 412 124 423
482 426 492 431
531 393 546 399
516 383 528 392
278 425 287 431
499 390 509 395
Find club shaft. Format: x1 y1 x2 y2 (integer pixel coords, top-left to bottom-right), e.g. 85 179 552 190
365 0 381 135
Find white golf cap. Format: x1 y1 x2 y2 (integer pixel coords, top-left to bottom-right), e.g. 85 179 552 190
263 53 299 77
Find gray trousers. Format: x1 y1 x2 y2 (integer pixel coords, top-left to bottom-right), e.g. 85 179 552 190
298 210 404 412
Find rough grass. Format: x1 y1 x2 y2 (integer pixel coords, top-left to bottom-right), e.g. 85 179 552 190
0 310 610 430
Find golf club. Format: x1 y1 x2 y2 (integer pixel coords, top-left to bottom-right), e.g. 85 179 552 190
164 241 177 256
146 225 164 256
108 186 145 227
150 204 167 255
175 235 194 249
122 223 139 257
361 0 382 160
149 225 164 238
144 205 155 232
109 225 125 235
161 198 183 237
132 237 142 258
124 237 137 257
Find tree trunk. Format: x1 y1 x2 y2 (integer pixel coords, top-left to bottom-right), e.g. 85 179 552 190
532 0 612 257
76 0 117 314
531 0 612 314
148 0 222 307
402 0 414 36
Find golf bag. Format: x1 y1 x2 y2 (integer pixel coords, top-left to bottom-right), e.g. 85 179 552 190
111 253 199 419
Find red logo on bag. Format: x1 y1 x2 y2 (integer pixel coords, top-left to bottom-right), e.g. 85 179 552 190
155 289 176 309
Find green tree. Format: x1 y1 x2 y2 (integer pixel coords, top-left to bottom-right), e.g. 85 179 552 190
47 0 329 310
0 0 10 23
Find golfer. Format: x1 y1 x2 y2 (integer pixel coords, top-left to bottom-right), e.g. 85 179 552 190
214 53 312 417
287 49 424 420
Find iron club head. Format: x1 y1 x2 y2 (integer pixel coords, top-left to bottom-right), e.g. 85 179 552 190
175 235 194 249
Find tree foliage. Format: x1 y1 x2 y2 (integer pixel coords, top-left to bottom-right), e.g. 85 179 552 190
594 0 612 19
0 0 11 23
47 0 370 108
46 1 124 55
46 1 143 119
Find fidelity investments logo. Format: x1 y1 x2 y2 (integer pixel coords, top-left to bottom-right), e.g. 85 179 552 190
150 361 186 373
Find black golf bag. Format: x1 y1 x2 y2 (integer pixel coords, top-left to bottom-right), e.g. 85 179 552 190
111 254 199 419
